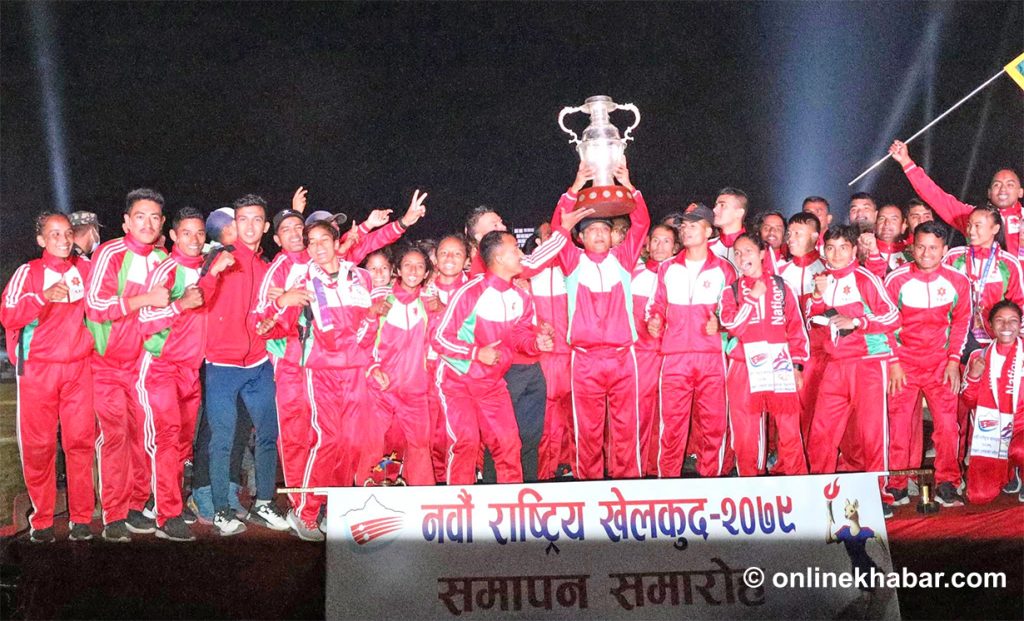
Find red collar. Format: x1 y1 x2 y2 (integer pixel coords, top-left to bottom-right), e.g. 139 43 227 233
644 257 663 271
434 273 467 292
789 250 821 267
285 249 309 264
828 262 858 278
718 228 745 247
171 247 204 269
877 239 906 254
969 244 998 259
485 272 513 292
391 282 421 304
41 250 75 273
123 233 155 256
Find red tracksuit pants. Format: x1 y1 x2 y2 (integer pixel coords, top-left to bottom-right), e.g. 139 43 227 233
658 352 727 478
888 358 961 489
134 352 200 526
274 360 313 522
438 365 522 485
368 386 432 486
537 352 574 480
808 357 893 501
799 350 828 440
17 358 95 530
93 353 150 524
636 349 661 476
427 359 448 483
725 361 808 477
571 347 641 480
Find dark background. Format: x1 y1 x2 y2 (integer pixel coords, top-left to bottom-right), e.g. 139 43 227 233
2 1 1022 279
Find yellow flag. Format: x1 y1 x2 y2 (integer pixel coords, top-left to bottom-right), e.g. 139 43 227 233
1005 51 1024 91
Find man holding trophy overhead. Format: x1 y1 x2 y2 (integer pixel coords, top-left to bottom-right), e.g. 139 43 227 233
555 96 650 480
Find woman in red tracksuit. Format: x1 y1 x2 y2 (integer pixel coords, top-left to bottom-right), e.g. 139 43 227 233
425 235 471 482
365 246 438 485
961 300 1024 504
258 220 379 535
718 234 810 476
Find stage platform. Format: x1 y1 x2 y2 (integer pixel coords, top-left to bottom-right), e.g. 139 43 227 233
1 489 1021 620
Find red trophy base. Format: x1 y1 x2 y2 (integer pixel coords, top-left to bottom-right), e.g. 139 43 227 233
575 185 635 217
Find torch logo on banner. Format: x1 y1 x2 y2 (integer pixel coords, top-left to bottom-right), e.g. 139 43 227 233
342 495 406 549
824 477 840 521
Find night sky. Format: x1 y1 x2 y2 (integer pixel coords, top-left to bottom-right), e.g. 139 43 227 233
1 1 1022 280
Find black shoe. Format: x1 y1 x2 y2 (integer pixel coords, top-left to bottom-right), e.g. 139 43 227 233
180 503 198 525
1003 468 1021 494
102 520 131 543
935 482 965 507
156 516 196 542
126 509 156 534
887 487 910 506
29 527 55 543
143 496 156 520
882 503 894 519
68 521 93 541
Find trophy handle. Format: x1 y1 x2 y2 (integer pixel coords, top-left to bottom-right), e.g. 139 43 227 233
558 106 584 145
618 103 641 142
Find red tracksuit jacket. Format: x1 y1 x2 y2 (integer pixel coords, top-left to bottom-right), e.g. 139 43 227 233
631 259 663 353
778 251 829 355
204 244 271 367
806 263 901 362
2 252 93 365
903 162 1024 258
369 283 431 394
556 189 650 349
709 229 744 265
944 245 1024 343
718 274 810 368
530 265 570 355
863 239 909 279
648 250 738 355
432 273 540 382
255 249 310 359
138 248 220 367
86 234 167 361
883 263 971 364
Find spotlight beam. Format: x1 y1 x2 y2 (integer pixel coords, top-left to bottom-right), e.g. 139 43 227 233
28 2 72 214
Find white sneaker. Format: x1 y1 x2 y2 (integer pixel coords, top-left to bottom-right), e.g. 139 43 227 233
287 510 325 542
246 501 290 531
213 508 247 536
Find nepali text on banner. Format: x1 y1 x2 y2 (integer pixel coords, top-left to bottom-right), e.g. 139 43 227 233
324 472 899 619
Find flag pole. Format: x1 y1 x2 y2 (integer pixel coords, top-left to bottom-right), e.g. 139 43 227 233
848 67 1008 186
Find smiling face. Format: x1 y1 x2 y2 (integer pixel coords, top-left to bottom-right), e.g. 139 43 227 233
436 237 468 279
912 231 946 273
732 237 764 279
786 221 817 257
235 205 269 249
991 306 1021 345
397 250 429 291
966 210 999 248
306 225 338 269
848 198 877 226
803 200 831 230
366 253 393 288
875 205 906 243
988 169 1023 210
823 237 855 270
124 199 165 245
170 217 206 258
274 216 305 253
759 214 785 251
37 215 74 258
907 204 933 233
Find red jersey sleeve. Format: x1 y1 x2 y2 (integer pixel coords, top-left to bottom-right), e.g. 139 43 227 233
1 264 45 330
86 243 129 322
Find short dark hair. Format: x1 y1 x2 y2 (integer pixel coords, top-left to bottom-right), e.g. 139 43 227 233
465 205 501 239
755 210 785 229
913 220 950 245
303 220 339 244
35 211 69 236
172 206 205 230
393 244 433 278
233 194 268 216
661 212 685 231
849 192 877 208
717 187 749 212
787 212 821 233
611 216 631 232
125 188 165 214
734 231 766 252
649 223 680 250
362 248 392 267
479 230 513 268
802 196 830 210
878 203 906 221
823 224 859 247
438 233 472 258
988 299 1022 324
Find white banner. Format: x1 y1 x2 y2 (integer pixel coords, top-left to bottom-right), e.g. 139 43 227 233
325 473 899 619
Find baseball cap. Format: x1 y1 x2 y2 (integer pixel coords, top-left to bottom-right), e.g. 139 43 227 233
272 209 304 232
69 211 102 228
304 210 349 227
680 205 714 225
574 216 614 235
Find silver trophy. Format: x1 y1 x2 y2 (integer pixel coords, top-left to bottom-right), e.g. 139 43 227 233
558 95 640 216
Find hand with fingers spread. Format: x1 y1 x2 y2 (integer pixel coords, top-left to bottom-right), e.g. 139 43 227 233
613 161 634 192
338 223 361 257
942 360 961 391
291 186 309 213
476 340 502 366
401 189 428 228
561 206 597 232
888 361 907 396
364 209 393 230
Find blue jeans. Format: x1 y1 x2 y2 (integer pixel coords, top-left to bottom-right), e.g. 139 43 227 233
204 361 279 511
